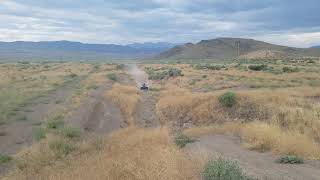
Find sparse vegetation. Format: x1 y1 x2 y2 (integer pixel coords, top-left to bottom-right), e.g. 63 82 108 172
0 154 12 164
174 134 196 148
202 158 251 180
219 91 237 107
106 83 140 125
107 73 117 81
276 155 304 164
248 64 267 71
49 139 76 157
60 127 81 139
47 115 65 129
33 127 46 141
145 67 183 80
282 66 299 73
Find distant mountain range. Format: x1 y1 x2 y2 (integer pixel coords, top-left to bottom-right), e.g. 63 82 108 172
1 39 319 61
157 38 320 60
0 41 177 61
311 45 320 48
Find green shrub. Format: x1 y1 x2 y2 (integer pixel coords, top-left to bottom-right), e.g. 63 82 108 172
33 127 46 141
276 155 304 164
69 73 78 78
47 115 65 129
202 158 250 180
282 66 299 73
193 64 224 70
0 154 12 164
168 68 182 77
49 140 75 157
60 127 81 139
174 134 196 148
107 73 117 81
248 64 267 71
145 67 183 80
148 71 167 80
116 64 125 70
17 115 28 121
219 92 237 107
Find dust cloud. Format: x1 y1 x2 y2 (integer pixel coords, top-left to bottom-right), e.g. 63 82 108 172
127 64 150 87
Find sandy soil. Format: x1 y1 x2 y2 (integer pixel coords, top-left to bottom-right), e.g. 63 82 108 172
185 134 320 180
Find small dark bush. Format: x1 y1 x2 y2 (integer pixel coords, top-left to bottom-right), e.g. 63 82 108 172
219 92 237 107
47 115 65 129
168 68 182 77
107 73 117 81
307 59 315 64
49 140 75 157
174 134 196 148
61 127 81 139
116 64 125 70
69 73 78 78
148 71 167 80
0 154 12 164
276 155 304 164
33 127 46 141
194 64 224 70
282 66 299 73
146 67 183 80
203 158 251 180
248 64 267 71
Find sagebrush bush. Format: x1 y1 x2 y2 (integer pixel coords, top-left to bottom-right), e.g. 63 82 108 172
282 66 299 73
33 127 46 141
168 68 182 77
0 154 12 164
61 127 82 139
248 64 267 71
49 140 76 157
47 117 65 130
276 155 304 164
116 64 125 70
174 134 196 148
202 158 250 180
145 67 183 80
107 73 117 81
193 64 224 70
219 92 237 107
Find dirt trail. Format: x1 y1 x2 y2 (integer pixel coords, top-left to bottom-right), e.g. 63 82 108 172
66 82 126 135
126 64 159 127
185 134 320 180
0 77 84 155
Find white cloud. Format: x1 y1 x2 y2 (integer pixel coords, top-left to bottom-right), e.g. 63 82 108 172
0 0 319 47
253 31 320 48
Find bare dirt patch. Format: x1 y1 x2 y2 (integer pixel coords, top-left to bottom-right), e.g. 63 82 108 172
66 83 126 135
185 134 320 180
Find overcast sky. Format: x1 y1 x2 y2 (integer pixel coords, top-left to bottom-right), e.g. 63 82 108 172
0 0 319 47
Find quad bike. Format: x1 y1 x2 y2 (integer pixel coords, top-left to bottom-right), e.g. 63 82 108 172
140 83 149 90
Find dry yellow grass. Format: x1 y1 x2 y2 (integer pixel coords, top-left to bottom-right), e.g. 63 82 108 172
106 83 140 126
6 128 200 180
155 81 320 159
240 122 320 159
184 121 320 159
156 85 271 126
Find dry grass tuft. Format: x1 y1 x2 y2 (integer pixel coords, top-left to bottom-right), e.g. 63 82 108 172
6 128 200 180
184 121 320 159
240 122 320 159
156 86 270 126
106 83 140 126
